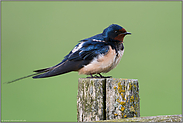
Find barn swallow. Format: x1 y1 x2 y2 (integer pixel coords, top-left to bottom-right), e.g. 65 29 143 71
5 24 131 84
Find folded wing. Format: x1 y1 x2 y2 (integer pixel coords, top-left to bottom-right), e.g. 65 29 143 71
33 40 109 78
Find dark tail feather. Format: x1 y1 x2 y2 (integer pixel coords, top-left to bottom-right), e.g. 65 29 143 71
4 67 53 84
3 67 51 84
33 67 50 72
32 70 69 78
3 73 41 84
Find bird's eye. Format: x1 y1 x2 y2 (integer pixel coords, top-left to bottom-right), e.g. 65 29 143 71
114 31 118 33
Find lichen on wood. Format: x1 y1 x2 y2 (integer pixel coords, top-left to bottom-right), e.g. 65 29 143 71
106 78 140 120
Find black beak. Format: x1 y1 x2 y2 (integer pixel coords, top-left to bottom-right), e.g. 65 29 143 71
120 32 131 35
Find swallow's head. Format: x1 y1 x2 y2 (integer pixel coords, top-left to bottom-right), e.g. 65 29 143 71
102 24 131 43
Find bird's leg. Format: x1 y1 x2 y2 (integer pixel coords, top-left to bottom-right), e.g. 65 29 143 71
98 73 112 78
87 74 112 78
90 74 94 78
94 75 100 78
87 74 95 78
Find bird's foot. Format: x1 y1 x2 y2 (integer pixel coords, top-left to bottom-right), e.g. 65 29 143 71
98 73 112 78
94 75 101 78
100 76 112 78
86 74 112 78
86 74 96 78
86 74 101 78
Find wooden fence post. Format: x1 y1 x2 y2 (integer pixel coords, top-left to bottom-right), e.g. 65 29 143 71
77 78 140 122
77 78 106 122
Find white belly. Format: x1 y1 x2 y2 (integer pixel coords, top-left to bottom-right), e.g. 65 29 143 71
78 46 124 75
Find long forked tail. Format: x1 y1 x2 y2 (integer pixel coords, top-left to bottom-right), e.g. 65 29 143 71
3 67 51 84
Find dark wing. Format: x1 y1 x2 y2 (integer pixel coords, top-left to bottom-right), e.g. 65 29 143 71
33 40 109 78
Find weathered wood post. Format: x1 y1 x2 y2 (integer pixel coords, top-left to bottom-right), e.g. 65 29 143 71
77 78 106 122
77 78 140 122
106 78 140 120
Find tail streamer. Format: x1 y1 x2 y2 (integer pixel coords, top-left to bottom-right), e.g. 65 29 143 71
3 72 41 84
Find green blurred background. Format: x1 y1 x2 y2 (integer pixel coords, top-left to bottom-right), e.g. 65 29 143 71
1 1 182 122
